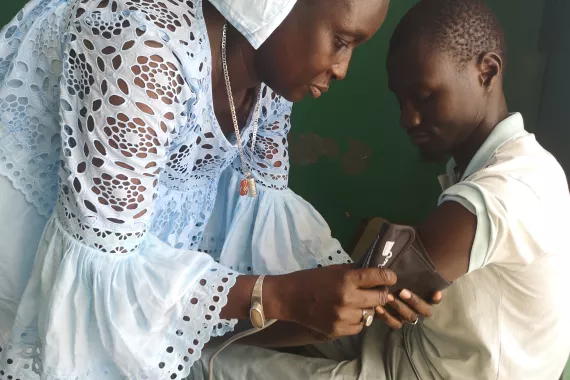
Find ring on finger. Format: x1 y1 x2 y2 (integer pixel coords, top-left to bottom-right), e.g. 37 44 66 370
362 309 374 327
406 317 419 326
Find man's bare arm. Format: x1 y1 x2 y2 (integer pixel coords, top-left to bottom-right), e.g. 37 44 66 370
374 201 474 328
416 200 476 282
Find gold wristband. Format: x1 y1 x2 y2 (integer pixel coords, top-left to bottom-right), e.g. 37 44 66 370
250 275 267 329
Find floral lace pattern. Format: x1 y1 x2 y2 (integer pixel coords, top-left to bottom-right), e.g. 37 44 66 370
56 5 190 254
0 0 67 217
0 0 353 378
0 0 295 253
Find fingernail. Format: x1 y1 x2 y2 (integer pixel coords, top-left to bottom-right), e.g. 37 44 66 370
387 294 395 302
376 306 384 314
400 289 412 300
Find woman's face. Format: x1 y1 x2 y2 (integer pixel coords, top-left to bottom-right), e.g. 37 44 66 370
255 0 390 102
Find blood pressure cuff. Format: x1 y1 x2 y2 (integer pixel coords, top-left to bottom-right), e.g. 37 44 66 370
358 221 451 301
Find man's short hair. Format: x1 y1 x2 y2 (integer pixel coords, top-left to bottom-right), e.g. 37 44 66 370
389 0 506 69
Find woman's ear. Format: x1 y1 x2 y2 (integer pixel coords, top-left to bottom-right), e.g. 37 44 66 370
477 52 503 92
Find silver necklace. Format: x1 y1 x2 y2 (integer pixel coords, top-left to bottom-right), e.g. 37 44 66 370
221 22 261 197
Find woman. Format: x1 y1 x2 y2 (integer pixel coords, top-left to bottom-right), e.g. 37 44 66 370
0 0 437 378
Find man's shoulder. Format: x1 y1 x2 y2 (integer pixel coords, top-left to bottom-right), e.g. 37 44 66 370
469 132 568 203
463 132 570 257
443 132 570 266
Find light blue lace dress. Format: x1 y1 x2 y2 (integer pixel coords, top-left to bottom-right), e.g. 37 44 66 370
0 0 351 378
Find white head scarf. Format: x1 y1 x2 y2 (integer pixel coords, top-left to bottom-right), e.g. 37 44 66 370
208 0 298 49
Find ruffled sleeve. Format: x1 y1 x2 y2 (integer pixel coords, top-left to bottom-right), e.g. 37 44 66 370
2 10 238 380
200 91 352 275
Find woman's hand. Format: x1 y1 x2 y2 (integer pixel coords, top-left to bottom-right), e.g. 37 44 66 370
264 264 397 338
375 289 443 329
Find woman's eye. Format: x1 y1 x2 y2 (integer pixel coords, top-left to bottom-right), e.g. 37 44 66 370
334 36 349 49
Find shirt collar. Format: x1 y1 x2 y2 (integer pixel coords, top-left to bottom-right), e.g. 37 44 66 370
438 113 527 190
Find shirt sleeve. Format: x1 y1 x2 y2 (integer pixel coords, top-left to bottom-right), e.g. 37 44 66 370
439 171 546 272
58 10 190 253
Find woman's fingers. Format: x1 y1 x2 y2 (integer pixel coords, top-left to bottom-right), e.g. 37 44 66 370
348 268 397 289
326 307 373 337
345 323 365 336
285 266 402 338
331 306 376 326
361 308 375 327
350 288 390 309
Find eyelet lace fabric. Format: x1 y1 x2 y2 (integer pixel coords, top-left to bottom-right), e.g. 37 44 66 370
0 0 352 378
0 0 64 217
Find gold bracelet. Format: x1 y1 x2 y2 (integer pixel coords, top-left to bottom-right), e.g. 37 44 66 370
250 275 268 329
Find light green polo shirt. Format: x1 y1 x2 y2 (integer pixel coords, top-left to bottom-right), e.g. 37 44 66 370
409 113 570 380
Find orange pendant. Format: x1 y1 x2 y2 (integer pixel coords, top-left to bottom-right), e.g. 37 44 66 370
239 178 249 196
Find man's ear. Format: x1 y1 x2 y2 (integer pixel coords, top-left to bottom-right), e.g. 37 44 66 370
477 52 503 92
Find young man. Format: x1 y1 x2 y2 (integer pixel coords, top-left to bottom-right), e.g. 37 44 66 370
190 1 570 378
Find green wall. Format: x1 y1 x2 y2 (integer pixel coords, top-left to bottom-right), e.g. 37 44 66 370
536 0 570 181
0 0 547 248
4 3 22 24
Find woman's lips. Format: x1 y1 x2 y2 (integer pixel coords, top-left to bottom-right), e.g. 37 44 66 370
309 85 328 99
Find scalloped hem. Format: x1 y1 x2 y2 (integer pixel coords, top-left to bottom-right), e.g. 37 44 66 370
0 216 239 379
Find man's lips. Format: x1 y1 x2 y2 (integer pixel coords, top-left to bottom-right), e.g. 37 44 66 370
408 131 431 145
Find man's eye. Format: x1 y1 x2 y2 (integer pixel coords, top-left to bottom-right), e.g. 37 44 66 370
417 92 434 103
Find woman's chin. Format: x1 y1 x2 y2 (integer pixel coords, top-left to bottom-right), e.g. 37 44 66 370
277 86 310 103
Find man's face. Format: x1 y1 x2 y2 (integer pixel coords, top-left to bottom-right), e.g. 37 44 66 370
387 41 488 161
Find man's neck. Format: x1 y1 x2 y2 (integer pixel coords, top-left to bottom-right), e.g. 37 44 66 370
452 94 509 174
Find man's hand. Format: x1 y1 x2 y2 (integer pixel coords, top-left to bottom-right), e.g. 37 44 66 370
376 289 443 329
